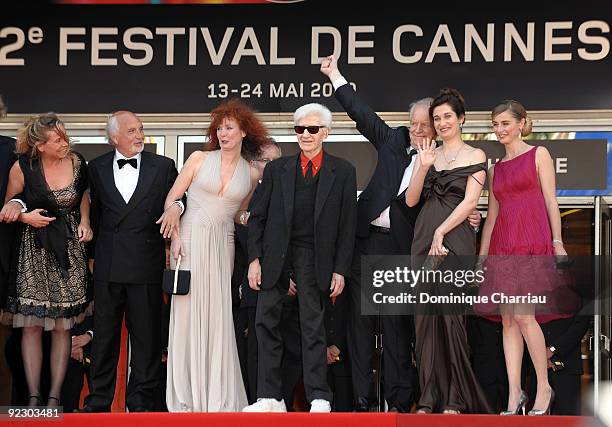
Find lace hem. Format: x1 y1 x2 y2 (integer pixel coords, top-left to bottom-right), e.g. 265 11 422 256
4 297 93 330
2 301 93 331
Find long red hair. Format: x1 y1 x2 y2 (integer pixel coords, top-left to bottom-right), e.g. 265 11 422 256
205 99 269 160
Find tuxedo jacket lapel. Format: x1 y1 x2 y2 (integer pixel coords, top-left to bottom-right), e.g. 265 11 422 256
99 153 128 208
281 155 298 234
116 152 157 226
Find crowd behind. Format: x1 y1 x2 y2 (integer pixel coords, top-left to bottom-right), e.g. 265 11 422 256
0 56 591 415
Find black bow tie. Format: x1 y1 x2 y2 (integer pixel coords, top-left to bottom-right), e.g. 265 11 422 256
117 158 138 169
406 149 418 166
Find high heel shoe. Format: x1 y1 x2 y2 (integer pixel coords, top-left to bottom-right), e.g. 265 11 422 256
528 388 555 416
28 395 43 407
500 391 528 415
47 396 61 407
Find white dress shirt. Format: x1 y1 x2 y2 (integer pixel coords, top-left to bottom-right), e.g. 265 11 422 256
370 150 416 228
113 151 141 203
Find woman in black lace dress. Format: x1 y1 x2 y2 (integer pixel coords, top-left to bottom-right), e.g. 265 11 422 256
3 113 93 407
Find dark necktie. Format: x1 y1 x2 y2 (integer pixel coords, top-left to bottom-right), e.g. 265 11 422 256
117 158 138 169
305 160 313 182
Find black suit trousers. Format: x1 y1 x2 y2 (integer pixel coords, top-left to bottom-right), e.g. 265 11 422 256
244 299 303 405
88 280 161 411
256 246 331 402
348 231 417 410
61 358 91 412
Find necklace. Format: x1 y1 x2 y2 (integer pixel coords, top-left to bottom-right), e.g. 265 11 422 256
442 143 465 164
505 143 529 161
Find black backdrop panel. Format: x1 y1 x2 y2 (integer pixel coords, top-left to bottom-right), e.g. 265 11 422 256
1 1 611 113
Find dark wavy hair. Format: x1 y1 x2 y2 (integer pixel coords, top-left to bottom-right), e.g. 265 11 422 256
205 99 269 160
429 87 466 125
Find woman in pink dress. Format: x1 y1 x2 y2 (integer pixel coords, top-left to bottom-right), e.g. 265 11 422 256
478 100 567 416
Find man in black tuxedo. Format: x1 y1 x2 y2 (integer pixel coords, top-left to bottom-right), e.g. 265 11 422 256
320 56 481 412
61 315 94 413
244 103 357 413
527 315 591 415
0 95 19 306
325 292 353 412
82 111 181 412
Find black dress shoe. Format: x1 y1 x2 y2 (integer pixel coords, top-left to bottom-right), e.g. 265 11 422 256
75 405 109 413
388 403 408 413
129 406 151 412
354 397 370 412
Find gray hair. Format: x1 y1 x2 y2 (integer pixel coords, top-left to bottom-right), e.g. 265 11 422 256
0 95 6 118
293 103 332 129
106 113 120 143
409 97 433 117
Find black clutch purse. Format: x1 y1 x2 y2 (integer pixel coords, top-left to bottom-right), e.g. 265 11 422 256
162 255 190 295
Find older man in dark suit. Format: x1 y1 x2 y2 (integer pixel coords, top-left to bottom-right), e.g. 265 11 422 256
244 103 357 413
320 56 481 412
80 111 181 412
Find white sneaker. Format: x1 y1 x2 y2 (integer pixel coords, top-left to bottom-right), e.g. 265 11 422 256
243 398 287 412
310 399 331 413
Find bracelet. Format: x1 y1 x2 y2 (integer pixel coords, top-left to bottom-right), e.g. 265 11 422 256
239 211 250 225
552 239 563 245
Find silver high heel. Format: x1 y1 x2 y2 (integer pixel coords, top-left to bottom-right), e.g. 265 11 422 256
500 390 528 415
528 388 555 416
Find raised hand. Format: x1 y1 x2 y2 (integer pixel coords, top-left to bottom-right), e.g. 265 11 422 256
320 55 342 82
417 138 437 169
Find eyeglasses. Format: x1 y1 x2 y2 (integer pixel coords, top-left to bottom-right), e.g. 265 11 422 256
253 158 273 164
294 125 326 135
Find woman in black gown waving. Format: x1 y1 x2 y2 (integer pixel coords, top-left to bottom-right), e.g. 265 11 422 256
406 88 490 414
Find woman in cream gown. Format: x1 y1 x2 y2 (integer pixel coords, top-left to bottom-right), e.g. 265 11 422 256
164 100 265 412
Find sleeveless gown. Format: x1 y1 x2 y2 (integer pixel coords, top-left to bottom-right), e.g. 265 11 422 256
478 146 576 320
411 163 492 414
166 150 250 412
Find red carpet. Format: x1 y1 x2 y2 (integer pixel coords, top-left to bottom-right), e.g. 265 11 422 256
3 412 587 427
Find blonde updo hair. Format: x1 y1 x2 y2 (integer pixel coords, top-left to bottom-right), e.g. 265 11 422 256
16 113 71 158
492 100 533 137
